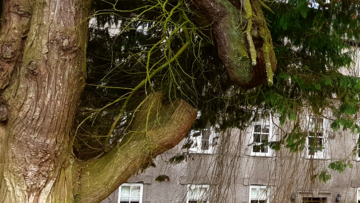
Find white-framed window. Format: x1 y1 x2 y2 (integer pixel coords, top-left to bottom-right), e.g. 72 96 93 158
357 188 360 203
189 127 218 154
306 117 327 159
249 185 269 203
118 183 143 203
187 184 209 203
250 114 273 156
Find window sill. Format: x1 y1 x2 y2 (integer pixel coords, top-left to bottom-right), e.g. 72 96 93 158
188 151 214 155
303 157 329 160
249 154 274 158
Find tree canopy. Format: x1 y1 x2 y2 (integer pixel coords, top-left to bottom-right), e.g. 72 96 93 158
73 0 360 176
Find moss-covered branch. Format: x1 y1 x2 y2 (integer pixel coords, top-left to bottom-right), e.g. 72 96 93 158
78 92 197 203
190 0 276 89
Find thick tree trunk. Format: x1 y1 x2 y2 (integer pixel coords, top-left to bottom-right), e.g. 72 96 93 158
0 0 91 202
0 1 197 203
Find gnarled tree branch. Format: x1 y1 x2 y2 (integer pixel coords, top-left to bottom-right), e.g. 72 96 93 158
79 92 197 203
190 0 277 89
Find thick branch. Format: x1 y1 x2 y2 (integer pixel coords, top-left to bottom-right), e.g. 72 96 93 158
190 0 277 89
79 93 197 203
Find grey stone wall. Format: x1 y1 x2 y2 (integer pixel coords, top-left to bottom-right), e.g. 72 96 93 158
101 121 360 203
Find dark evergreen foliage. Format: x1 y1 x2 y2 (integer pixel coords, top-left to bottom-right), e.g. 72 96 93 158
74 0 360 179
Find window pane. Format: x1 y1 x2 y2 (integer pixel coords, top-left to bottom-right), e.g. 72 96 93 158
201 140 209 150
258 188 266 199
262 125 269 133
309 147 315 155
261 134 268 142
253 145 261 152
189 201 198 203
121 186 130 197
120 197 130 201
188 188 197 199
308 137 316 155
199 187 207 192
254 134 261 142
254 125 262 132
130 197 140 201
309 137 316 145
310 117 323 131
188 186 208 202
316 118 323 129
316 132 323 138
261 146 268 153
131 186 141 197
309 137 323 153
198 187 208 199
251 188 259 198
251 186 267 200
309 118 315 128
317 139 323 151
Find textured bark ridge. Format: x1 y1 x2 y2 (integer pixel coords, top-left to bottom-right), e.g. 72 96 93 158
0 0 92 202
0 1 197 203
0 0 90 202
191 0 277 89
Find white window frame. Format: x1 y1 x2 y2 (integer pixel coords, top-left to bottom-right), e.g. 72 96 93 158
249 185 269 203
118 183 143 203
186 184 209 203
250 114 273 156
354 47 360 77
306 116 327 159
356 134 360 161
189 128 217 154
357 188 360 203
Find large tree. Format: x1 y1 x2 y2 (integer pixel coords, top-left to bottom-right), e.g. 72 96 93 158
0 0 195 202
0 0 359 203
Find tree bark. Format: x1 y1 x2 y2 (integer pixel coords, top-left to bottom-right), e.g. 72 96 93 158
79 92 197 203
0 0 91 202
0 1 198 203
190 0 277 89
